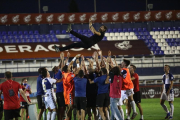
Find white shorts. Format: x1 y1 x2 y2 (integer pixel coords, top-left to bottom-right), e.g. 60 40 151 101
125 89 134 97
160 92 174 101
44 94 57 109
117 90 128 106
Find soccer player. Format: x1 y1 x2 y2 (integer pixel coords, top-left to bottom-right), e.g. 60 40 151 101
20 78 32 120
42 68 62 120
52 52 69 120
89 68 110 120
121 59 138 119
129 64 144 120
160 65 174 120
53 18 107 52
74 69 87 120
62 54 81 120
37 67 46 120
0 71 31 120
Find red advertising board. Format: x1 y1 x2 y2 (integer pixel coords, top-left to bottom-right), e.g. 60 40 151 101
0 40 151 59
0 10 180 25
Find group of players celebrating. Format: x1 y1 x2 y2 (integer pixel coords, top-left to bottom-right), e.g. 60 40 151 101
36 50 143 120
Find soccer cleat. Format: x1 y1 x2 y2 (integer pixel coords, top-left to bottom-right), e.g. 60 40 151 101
139 119 144 120
125 119 130 120
53 45 60 52
66 24 72 32
131 112 138 119
168 116 173 120
165 112 170 119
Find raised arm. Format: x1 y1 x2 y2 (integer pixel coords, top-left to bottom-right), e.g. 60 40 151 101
113 55 118 67
60 52 65 70
89 18 101 36
68 54 81 70
65 52 70 65
88 79 95 84
81 55 88 74
98 50 106 68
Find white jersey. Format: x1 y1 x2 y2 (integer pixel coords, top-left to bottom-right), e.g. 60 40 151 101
42 77 57 109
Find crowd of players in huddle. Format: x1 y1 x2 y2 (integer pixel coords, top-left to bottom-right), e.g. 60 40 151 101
0 50 175 120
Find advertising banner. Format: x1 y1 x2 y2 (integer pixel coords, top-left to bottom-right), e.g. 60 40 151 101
0 40 151 59
0 10 180 25
140 84 180 98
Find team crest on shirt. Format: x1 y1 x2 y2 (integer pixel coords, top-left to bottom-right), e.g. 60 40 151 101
115 41 132 50
117 80 119 82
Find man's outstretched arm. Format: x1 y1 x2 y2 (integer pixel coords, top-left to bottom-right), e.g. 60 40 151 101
89 18 101 36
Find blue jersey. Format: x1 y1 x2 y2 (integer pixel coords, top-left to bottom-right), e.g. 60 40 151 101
37 75 44 95
94 75 109 95
74 77 87 97
162 73 174 93
54 69 63 93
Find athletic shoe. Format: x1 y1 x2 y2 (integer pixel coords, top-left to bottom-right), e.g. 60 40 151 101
66 24 72 32
131 112 138 119
169 116 173 120
53 45 60 52
165 112 170 119
125 119 130 120
139 119 144 120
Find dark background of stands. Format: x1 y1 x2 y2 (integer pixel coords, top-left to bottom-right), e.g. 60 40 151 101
0 0 180 14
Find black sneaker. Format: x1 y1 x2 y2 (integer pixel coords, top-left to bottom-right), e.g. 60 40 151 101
53 45 60 52
66 24 72 33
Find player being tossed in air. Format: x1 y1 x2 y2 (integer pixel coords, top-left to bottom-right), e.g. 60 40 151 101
160 65 174 120
53 18 107 52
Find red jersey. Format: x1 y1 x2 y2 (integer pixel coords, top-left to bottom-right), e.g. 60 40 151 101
132 73 139 92
20 85 31 102
0 80 22 110
109 75 122 98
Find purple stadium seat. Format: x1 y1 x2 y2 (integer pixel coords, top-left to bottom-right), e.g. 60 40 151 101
113 29 118 32
3 35 8 39
102 37 107 41
123 28 127 32
142 28 147 32
172 27 176 31
26 38 32 43
71 38 76 41
159 50 164 55
162 27 166 31
152 27 156 31
18 31 23 35
62 30 66 34
157 27 162 31
4 39 10 43
138 28 142 32
132 28 137 32
153 51 159 55
138 32 144 35
45 34 51 38
37 38 43 42
24 31 29 35
150 47 155 51
107 29 112 33
167 27 171 31
21 38 26 43
40 35 46 39
2 31 7 35
8 31 12 35
50 30 55 34
34 30 39 35
13 31 18 35
32 38 37 42
25 35 30 38
128 28 132 32
149 39 155 43
16 39 21 43
87 30 91 33
78 30 82 33
152 43 158 47
29 31 34 35
83 30 88 33
156 46 161 50
56 30 60 34
147 35 152 39
9 35 14 39
117 28 122 32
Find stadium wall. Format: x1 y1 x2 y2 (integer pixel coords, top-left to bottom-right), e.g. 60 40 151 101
0 0 180 13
